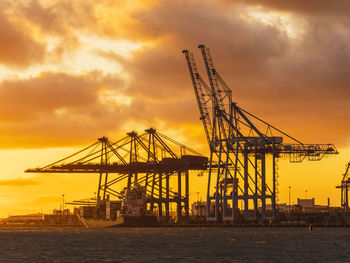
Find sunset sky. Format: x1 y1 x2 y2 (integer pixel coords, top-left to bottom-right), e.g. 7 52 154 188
0 0 349 217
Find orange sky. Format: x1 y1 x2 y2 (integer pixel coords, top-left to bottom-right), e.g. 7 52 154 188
0 0 349 217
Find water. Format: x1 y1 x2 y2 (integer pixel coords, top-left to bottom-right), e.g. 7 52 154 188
0 227 349 262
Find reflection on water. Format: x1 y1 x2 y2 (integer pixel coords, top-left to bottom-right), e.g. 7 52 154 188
0 227 349 262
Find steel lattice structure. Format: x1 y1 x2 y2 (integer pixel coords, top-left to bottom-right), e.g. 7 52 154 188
183 45 338 222
336 162 350 213
26 128 208 220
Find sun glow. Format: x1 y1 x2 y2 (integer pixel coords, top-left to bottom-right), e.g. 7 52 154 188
241 8 307 40
98 89 132 106
0 34 143 80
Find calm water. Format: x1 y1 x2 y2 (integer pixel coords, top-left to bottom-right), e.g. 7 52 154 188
0 227 349 262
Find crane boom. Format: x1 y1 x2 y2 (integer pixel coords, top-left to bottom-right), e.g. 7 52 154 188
182 50 214 148
198 44 231 114
198 45 232 141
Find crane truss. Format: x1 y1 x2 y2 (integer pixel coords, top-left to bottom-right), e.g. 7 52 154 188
336 162 350 213
26 128 208 220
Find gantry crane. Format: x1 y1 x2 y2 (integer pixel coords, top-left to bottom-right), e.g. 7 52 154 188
183 45 338 222
26 128 208 220
336 162 350 213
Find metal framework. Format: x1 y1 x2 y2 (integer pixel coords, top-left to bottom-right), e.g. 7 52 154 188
336 162 350 213
183 45 338 222
26 128 208 220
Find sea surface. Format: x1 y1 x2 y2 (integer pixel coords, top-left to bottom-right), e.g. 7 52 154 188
0 227 349 262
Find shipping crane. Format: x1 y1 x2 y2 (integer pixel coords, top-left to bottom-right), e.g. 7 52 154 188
26 128 208 220
183 45 338 222
336 162 350 213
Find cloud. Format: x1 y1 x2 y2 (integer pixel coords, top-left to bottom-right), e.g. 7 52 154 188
105 1 289 127
0 0 133 68
0 71 131 148
234 0 350 18
0 72 101 121
15 0 95 36
0 0 349 149
111 0 350 145
0 178 40 186
0 8 46 68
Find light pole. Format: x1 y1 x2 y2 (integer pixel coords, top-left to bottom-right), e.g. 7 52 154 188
196 192 200 216
305 190 308 199
62 194 65 214
289 186 291 206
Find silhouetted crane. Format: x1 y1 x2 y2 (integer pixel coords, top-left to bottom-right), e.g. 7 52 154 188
336 162 350 212
183 45 338 222
26 128 208 220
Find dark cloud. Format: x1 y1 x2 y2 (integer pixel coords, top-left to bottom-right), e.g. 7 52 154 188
0 72 100 121
0 9 45 67
110 1 290 126
114 0 350 145
0 0 349 149
0 71 130 148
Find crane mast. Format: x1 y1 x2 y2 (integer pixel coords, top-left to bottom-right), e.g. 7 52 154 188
198 45 232 142
182 50 214 149
198 45 231 113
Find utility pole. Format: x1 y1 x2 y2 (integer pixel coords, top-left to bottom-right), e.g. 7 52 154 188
305 190 308 199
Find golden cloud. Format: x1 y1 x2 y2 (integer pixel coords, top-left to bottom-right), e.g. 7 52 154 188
0 0 348 150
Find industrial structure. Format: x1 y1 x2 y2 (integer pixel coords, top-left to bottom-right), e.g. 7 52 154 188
26 128 208 221
24 45 341 225
336 162 350 213
183 45 338 222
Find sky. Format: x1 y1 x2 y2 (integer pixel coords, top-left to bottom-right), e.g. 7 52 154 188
0 0 349 217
